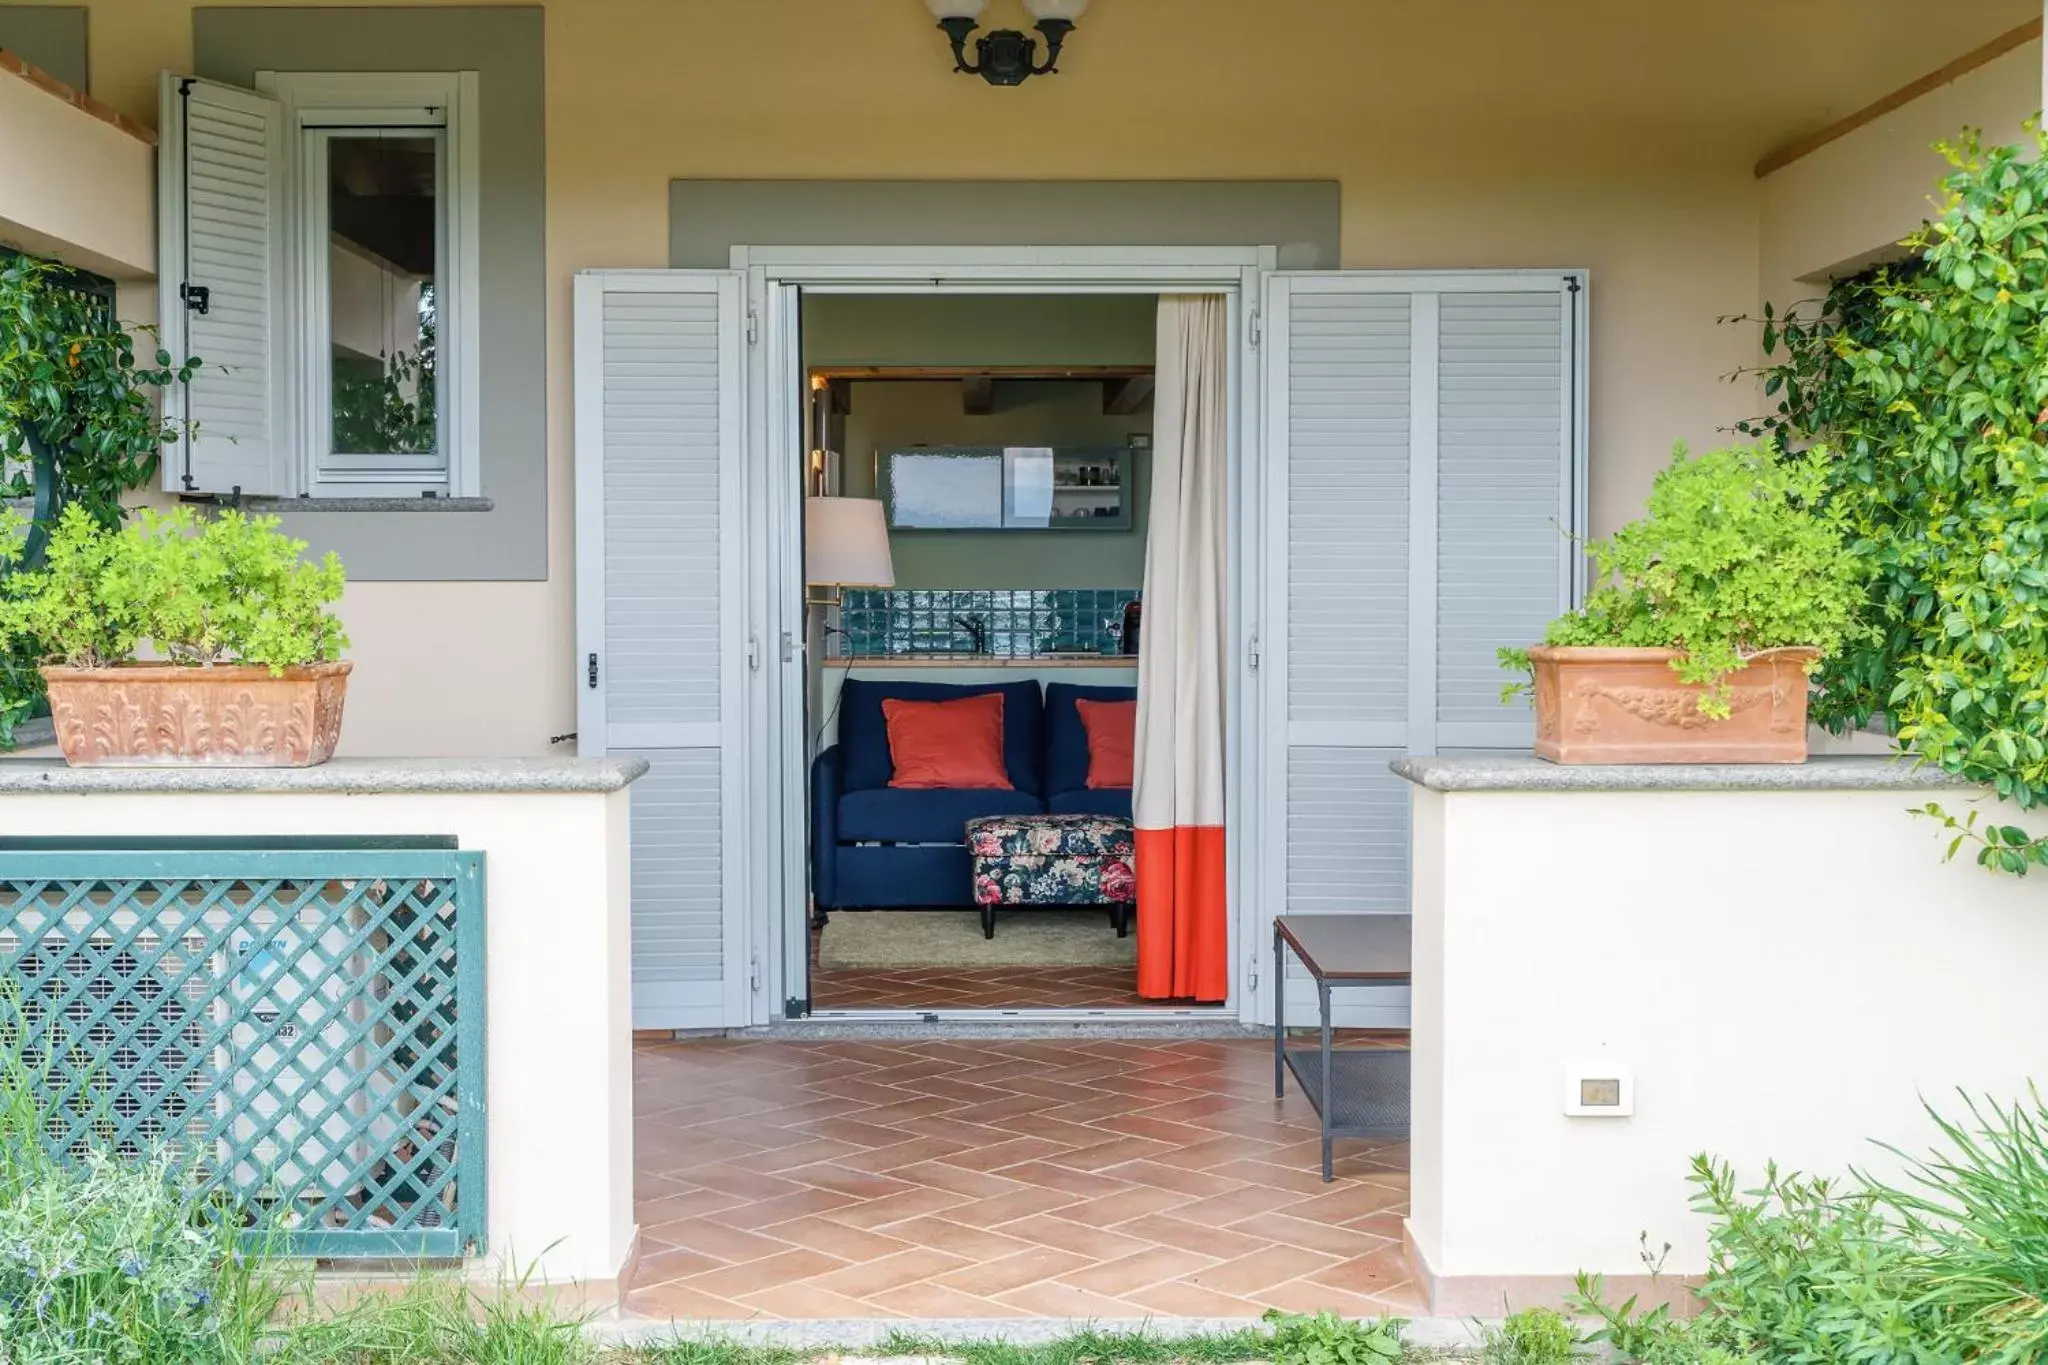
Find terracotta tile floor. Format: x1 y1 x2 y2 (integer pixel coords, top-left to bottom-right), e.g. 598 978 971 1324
627 1035 1416 1321
811 962 1156 1010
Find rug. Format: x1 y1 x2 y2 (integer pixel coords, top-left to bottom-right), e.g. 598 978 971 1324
817 909 1137 970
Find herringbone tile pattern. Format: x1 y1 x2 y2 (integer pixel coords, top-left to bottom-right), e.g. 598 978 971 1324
812 963 1154 1010
627 1037 1415 1321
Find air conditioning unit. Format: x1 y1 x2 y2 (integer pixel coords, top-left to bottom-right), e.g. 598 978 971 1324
4 921 219 1162
3 881 452 1234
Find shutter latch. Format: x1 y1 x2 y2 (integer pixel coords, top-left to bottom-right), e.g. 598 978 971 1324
1247 632 1262 673
586 653 599 689
179 283 211 315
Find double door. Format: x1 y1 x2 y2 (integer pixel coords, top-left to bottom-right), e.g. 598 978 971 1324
571 267 1584 1030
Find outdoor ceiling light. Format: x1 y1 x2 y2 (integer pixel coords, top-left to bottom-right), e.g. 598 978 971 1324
925 0 1089 86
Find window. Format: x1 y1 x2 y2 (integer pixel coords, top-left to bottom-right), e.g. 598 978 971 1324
157 70 480 499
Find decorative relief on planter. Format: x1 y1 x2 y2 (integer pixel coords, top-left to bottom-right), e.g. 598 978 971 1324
1528 647 1814 765
1569 680 1800 734
41 661 351 767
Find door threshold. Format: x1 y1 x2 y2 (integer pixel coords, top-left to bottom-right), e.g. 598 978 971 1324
798 1007 1230 1024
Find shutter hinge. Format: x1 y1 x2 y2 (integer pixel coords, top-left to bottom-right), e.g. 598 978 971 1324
586 652 599 689
747 634 762 671
179 283 211 315
746 309 760 345
1247 955 1260 992
1247 632 1262 674
1248 308 1261 348
781 630 798 664
1564 274 1583 295
749 952 763 993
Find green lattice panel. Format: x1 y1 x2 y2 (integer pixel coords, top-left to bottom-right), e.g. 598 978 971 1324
0 844 486 1259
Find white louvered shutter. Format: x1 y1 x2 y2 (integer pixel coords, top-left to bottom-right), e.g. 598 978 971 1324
573 272 749 1030
157 74 286 495
1262 273 1582 1023
1436 289 1574 747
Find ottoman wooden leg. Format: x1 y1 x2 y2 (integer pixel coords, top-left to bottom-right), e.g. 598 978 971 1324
982 902 995 940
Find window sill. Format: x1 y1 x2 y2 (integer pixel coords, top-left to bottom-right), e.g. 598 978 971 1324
181 495 495 514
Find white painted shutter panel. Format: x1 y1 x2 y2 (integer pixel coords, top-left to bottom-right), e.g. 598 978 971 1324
1269 283 1413 920
573 272 748 1030
1263 278 1418 1026
1436 289 1575 748
1261 272 1583 1024
157 73 286 495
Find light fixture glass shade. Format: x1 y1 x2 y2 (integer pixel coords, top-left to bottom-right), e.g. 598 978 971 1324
925 0 987 19
1023 0 1089 19
805 497 895 587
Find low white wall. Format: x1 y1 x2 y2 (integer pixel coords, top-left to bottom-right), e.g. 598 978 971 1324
0 776 636 1289
1407 777 2048 1290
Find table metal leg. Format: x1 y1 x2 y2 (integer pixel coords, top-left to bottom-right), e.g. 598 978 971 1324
1319 980 1334 1182
1273 922 1286 1098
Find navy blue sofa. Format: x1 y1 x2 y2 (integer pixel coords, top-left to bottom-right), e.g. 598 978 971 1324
812 679 1136 912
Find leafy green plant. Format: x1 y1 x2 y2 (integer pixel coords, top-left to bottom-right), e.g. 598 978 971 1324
1476 1305 1584 1364
332 289 437 458
1864 1089 2048 1364
1747 128 2048 871
0 505 347 674
1261 1308 1406 1365
0 254 197 528
1498 442 1873 715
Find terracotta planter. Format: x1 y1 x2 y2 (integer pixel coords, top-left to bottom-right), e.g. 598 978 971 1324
41 661 351 767
1528 646 1816 764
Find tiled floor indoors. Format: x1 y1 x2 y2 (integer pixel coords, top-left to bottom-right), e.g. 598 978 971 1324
627 1035 1416 1322
807 922 1172 1011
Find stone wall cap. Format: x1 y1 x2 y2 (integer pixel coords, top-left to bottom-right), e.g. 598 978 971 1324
0 756 651 795
1391 752 1978 793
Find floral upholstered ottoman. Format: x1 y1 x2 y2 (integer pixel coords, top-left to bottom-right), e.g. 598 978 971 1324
966 813 1136 941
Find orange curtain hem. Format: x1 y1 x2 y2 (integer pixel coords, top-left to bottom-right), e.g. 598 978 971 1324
1134 824 1227 1002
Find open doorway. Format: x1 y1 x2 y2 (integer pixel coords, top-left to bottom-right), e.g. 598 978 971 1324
798 292 1219 1015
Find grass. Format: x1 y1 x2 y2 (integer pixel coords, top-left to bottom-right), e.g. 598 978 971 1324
866 1326 1281 1365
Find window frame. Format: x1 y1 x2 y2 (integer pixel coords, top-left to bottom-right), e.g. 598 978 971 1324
258 70 482 500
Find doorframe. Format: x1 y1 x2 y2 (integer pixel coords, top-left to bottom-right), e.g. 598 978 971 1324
730 243 1277 1026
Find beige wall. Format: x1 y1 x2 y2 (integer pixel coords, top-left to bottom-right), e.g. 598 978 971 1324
0 65 153 278
1759 37 2043 309
50 0 2039 757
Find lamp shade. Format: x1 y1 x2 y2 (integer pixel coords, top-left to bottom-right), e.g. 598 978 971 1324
925 0 987 18
805 497 895 587
1023 0 1089 19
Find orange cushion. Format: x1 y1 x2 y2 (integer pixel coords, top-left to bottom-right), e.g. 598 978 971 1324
1076 698 1137 789
882 693 1013 790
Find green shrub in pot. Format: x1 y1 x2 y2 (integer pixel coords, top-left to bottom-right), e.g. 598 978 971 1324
0 504 347 672
0 507 350 766
1499 441 1873 717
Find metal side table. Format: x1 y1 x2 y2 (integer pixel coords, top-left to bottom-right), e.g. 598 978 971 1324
1274 914 1412 1181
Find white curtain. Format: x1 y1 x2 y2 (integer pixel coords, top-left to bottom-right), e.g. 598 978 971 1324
1132 294 1229 1002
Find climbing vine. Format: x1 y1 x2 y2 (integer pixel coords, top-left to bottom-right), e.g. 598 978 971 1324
1748 128 2048 874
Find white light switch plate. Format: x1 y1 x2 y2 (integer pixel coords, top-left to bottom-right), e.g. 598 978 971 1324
1564 1064 1634 1117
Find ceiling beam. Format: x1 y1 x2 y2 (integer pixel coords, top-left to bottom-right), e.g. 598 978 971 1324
1754 17 2042 179
1103 375 1155 415
961 375 995 416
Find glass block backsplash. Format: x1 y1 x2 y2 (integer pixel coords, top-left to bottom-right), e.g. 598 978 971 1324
837 589 1140 658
